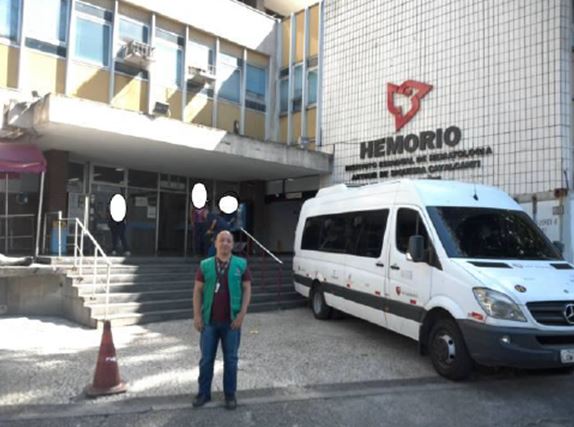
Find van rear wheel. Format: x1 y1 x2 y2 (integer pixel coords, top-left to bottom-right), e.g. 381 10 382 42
429 318 473 380
311 287 332 320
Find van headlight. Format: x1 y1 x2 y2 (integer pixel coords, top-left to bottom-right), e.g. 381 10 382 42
472 288 526 322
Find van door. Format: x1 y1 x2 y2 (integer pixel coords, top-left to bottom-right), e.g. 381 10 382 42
387 207 435 339
344 209 391 327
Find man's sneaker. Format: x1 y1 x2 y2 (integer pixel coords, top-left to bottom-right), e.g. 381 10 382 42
192 394 211 408
225 396 237 410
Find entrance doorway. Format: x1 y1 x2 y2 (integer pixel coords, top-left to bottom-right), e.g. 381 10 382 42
158 192 186 256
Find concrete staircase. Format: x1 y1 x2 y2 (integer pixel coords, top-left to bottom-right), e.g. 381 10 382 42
38 255 305 327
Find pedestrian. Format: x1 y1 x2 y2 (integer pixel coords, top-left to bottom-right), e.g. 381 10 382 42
205 209 231 257
192 230 252 410
192 204 208 256
108 212 130 256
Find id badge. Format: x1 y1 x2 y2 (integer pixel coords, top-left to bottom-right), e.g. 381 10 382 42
215 282 220 293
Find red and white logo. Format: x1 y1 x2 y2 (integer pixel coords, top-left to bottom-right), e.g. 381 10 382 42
387 80 433 132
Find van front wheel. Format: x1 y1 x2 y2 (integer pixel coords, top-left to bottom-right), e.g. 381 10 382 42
311 287 332 320
429 318 473 380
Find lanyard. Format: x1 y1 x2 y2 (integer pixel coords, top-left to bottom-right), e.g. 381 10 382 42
215 259 229 292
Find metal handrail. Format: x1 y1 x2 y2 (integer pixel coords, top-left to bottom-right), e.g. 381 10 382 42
239 227 283 265
57 216 113 320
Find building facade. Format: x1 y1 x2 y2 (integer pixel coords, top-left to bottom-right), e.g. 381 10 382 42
0 0 329 256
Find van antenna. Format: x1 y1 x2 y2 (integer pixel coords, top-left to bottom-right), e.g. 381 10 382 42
473 183 479 201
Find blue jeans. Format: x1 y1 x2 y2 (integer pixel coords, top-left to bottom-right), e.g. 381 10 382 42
198 321 241 399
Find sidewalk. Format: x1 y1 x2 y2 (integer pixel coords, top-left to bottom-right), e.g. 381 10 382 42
0 308 436 407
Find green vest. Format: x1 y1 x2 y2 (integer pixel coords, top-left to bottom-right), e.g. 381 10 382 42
200 255 247 324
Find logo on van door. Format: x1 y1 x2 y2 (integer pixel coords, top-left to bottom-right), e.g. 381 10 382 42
387 81 433 132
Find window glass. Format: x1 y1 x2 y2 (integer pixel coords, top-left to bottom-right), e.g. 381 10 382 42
301 216 321 250
0 0 19 41
349 210 389 257
427 207 560 260
155 39 183 87
318 214 347 253
396 208 430 253
307 69 317 105
27 0 68 43
280 79 288 113
75 16 110 66
119 18 148 43
188 41 213 72
219 65 240 103
93 165 125 184
128 169 157 189
246 64 266 102
293 64 303 100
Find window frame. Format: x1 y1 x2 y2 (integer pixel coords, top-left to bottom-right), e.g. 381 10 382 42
279 76 289 115
26 0 70 47
395 207 432 254
306 66 318 108
74 3 112 68
217 55 242 105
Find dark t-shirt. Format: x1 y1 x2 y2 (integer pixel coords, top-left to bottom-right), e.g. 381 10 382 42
195 258 252 323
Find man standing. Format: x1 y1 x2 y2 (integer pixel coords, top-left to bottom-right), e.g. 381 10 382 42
193 230 252 410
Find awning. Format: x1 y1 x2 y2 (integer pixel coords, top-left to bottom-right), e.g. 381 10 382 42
0 142 47 174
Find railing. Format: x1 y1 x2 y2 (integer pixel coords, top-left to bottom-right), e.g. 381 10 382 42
237 227 285 309
56 215 113 320
0 213 35 255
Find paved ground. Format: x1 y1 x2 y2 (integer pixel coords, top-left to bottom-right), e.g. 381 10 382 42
2 374 573 427
0 308 437 406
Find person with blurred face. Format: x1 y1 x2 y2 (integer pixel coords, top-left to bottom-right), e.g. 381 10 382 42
192 230 252 410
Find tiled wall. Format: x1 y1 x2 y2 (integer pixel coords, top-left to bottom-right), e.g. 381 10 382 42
321 0 572 197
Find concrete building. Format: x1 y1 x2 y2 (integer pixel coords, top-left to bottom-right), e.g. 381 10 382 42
0 0 328 256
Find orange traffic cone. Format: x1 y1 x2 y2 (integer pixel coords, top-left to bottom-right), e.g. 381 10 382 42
85 320 127 397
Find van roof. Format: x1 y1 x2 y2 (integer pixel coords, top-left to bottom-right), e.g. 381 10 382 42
313 179 521 210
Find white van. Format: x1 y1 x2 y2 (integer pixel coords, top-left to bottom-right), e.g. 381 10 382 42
293 179 574 380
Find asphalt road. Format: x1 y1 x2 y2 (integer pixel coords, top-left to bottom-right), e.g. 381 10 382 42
3 370 573 427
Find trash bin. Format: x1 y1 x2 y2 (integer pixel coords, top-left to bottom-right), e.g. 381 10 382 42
50 220 67 255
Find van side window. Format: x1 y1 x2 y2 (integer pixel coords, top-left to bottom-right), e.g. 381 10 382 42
302 216 322 250
349 210 389 257
396 208 430 253
319 215 347 253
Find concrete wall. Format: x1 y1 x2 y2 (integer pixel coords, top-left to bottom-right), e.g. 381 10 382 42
0 269 67 317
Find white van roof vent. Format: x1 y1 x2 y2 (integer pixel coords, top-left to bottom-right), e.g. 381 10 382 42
316 183 358 197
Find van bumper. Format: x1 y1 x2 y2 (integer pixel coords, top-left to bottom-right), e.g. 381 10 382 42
457 320 574 369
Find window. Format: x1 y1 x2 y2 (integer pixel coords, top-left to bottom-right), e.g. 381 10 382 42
218 53 241 104
155 29 183 87
307 69 317 106
93 165 125 184
128 169 157 189
0 0 19 41
427 207 560 260
280 78 288 113
348 210 389 258
318 214 347 253
27 0 68 44
119 17 148 43
74 3 111 66
301 216 322 250
293 63 303 111
246 64 266 112
188 41 214 72
396 208 430 253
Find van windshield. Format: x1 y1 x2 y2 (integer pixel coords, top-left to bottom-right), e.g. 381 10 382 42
426 207 561 260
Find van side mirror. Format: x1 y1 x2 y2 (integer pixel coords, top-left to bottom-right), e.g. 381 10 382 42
407 235 425 262
553 241 564 255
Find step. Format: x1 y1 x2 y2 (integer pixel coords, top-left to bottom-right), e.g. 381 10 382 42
69 272 194 284
83 289 195 304
75 280 192 295
39 256 292 266
88 298 193 316
92 298 304 327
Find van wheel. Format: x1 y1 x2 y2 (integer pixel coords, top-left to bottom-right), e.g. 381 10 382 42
429 318 473 380
311 287 332 320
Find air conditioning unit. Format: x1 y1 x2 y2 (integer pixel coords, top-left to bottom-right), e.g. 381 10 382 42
119 40 155 69
187 64 216 85
298 136 310 149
